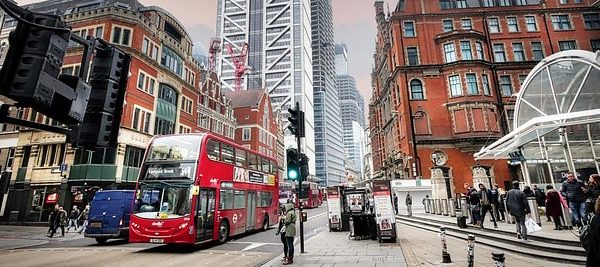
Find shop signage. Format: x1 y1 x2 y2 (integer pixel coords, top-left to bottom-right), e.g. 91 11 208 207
45 193 59 204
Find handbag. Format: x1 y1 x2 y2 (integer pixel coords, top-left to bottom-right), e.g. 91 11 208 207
525 217 541 235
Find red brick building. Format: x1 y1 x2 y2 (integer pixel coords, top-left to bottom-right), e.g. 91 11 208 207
224 90 282 166
370 0 600 190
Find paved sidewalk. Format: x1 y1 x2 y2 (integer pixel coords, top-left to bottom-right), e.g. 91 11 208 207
396 222 582 267
0 225 85 250
262 229 406 266
403 211 579 242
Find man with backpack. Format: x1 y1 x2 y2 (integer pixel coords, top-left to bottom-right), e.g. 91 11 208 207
582 196 599 267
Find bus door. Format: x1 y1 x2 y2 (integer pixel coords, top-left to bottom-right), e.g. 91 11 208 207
196 188 216 241
246 191 257 231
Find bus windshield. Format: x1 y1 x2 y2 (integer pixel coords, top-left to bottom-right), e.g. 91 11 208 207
133 181 192 219
147 135 202 161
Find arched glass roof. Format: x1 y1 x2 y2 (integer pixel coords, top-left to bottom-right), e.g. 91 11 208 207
475 50 600 159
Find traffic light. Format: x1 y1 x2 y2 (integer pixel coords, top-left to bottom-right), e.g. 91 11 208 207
0 11 91 125
300 153 309 181
287 104 305 138
287 148 300 181
72 40 131 149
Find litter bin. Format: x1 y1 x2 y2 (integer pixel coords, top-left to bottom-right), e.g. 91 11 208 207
527 196 541 226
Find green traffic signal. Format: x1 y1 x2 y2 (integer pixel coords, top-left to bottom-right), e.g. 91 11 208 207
288 168 299 180
286 148 300 181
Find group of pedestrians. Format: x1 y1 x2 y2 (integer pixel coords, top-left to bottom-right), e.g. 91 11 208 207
47 204 89 238
463 183 502 229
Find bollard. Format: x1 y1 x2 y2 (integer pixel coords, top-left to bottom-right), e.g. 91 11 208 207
467 234 475 267
460 196 469 218
449 198 457 217
432 199 438 214
436 199 443 215
526 196 541 226
440 227 452 263
492 252 506 267
442 199 449 216
425 199 429 213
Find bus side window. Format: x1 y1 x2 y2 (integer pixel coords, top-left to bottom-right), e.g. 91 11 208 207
270 160 276 175
207 140 220 161
248 154 258 170
219 189 234 210
261 157 270 173
221 143 234 164
233 190 245 209
235 149 247 167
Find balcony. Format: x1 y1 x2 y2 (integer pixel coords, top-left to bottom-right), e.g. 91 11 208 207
121 166 140 183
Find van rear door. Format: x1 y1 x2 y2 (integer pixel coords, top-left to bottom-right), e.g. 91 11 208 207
88 191 126 235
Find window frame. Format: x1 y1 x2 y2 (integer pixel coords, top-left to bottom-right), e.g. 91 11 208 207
507 16 519 32
410 79 425 100
461 18 472 30
488 17 501 33
443 42 457 63
466 73 479 95
525 15 538 32
493 43 506 62
443 19 454 32
500 75 513 96
551 14 573 31
406 47 419 66
449 75 463 97
111 25 133 46
512 42 525 62
404 21 416 37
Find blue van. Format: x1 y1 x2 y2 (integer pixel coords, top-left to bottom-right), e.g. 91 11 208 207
85 190 134 244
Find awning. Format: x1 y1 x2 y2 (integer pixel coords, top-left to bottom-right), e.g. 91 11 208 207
475 109 600 160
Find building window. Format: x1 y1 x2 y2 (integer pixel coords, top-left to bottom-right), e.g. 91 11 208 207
179 125 191 134
488 18 500 33
583 13 600 29
181 96 193 114
141 36 159 61
482 0 494 7
466 74 479 95
507 17 519 32
525 16 538 31
591 40 600 52
407 47 419 65
513 43 525 61
161 46 183 77
475 42 484 60
5 148 15 171
443 19 454 32
449 75 463 97
124 146 145 167
136 71 156 95
498 0 510 6
518 75 527 87
111 25 132 46
61 64 81 76
456 0 467 8
531 41 544 61
132 107 152 133
410 79 424 100
444 43 457 63
36 144 65 167
500 76 513 96
559 0 567 4
404 21 416 37
559 40 577 51
551 15 572 30
460 41 472 60
493 43 506 62
482 74 491 96
461 18 472 30
242 128 251 141
184 67 196 85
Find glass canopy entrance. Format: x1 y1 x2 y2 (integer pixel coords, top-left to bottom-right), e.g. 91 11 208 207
475 50 600 186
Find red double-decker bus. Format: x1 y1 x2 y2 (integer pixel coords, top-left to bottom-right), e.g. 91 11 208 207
129 134 279 245
298 182 321 208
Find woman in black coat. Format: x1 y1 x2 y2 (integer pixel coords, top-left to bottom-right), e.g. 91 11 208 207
586 196 600 267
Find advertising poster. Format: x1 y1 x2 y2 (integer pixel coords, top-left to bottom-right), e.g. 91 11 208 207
346 193 364 213
372 180 396 238
326 187 341 228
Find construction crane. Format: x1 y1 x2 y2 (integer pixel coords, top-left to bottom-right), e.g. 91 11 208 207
226 42 249 91
207 37 221 71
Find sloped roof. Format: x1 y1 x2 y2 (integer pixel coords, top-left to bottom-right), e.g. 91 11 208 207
223 89 265 108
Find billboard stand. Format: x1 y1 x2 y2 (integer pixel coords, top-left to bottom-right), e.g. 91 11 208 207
372 180 397 243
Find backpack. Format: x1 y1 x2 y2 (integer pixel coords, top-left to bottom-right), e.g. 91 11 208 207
580 214 595 252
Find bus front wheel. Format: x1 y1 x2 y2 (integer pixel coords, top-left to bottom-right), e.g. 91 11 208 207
218 221 229 243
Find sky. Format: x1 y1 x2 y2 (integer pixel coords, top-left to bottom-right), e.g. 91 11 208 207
18 0 397 107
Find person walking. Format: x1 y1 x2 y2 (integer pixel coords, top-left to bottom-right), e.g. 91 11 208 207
275 206 288 262
282 203 296 265
585 196 600 267
393 194 398 215
49 206 68 238
523 186 535 198
77 205 90 234
66 206 80 233
560 171 587 227
585 174 600 214
506 180 530 241
405 192 413 217
545 185 564 230
47 204 59 236
422 195 430 213
532 184 550 222
478 183 498 228
468 187 481 226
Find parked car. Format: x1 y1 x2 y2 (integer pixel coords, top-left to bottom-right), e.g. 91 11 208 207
85 190 134 244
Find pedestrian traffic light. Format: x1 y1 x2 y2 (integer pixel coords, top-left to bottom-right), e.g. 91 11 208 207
287 148 300 181
287 104 305 138
300 153 309 181
72 40 131 149
0 10 91 125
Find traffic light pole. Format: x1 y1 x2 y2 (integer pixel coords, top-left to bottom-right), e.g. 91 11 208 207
295 101 305 254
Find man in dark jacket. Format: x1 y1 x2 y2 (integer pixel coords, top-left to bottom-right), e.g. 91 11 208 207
478 183 498 229
585 196 600 267
560 172 587 227
533 184 550 222
506 181 530 240
47 204 59 236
